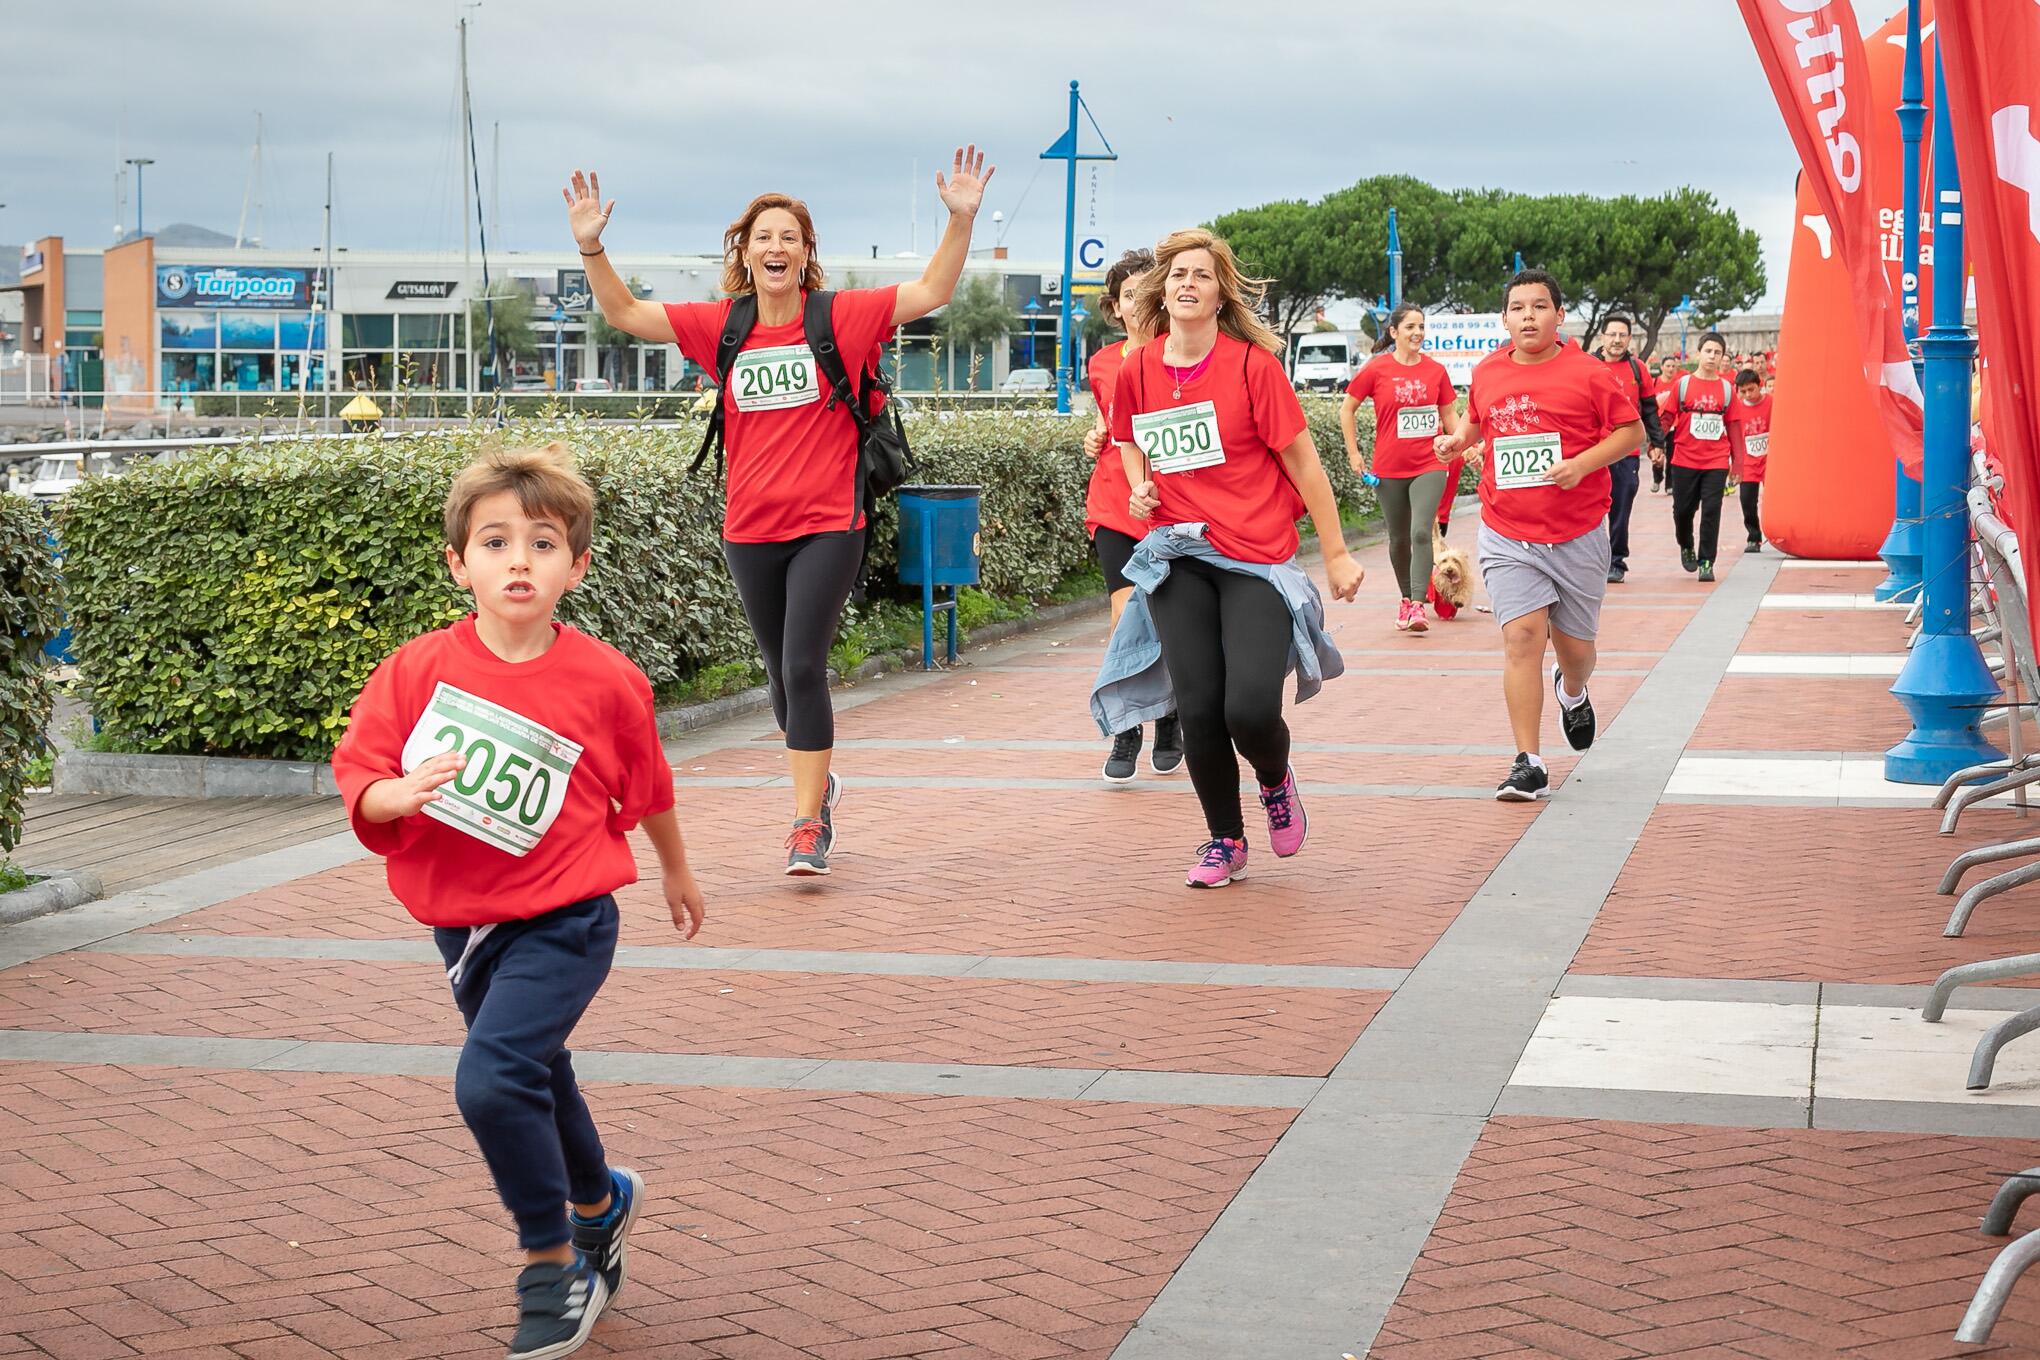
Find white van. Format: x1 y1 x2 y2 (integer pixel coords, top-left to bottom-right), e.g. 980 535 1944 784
1290 333 1356 392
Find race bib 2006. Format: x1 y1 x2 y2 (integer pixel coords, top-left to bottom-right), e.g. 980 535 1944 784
1689 411 1726 442
1132 401 1226 475
730 344 820 412
1396 405 1440 440
1746 432 1770 458
1492 432 1563 490
400 684 584 857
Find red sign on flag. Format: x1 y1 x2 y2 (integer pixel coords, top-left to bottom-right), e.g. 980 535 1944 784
1937 1 2040 642
1738 0 1926 475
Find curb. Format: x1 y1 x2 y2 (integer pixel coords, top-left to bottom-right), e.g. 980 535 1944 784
0 868 105 927
55 594 1113 796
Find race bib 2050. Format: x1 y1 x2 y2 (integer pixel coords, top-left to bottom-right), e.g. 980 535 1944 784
400 684 584 856
1132 401 1227 475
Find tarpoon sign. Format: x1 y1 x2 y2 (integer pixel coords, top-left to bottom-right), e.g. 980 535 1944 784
157 266 312 310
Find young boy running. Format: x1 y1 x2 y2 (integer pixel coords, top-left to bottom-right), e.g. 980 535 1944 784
331 443 707 1359
1732 366 1772 551
1658 331 1743 583
1434 270 1643 800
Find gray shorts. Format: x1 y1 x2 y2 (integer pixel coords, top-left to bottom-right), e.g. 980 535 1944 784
1476 522 1611 639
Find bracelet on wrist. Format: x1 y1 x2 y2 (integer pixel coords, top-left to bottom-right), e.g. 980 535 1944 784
579 246 605 257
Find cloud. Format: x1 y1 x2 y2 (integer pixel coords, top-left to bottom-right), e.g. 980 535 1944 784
3 0 1907 307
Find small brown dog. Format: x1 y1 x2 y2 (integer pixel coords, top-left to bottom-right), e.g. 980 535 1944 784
1430 526 1473 616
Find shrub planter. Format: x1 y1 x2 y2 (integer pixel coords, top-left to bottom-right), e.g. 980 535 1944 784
0 867 104 927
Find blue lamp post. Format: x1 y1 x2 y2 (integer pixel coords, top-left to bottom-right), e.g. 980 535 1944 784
1386 209 1404 308
1876 0 1928 603
1672 295 1696 357
1884 45 2001 783
1071 300 1090 390
551 305 567 392
1023 296 1041 369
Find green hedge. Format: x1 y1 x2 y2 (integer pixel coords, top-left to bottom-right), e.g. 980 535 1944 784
0 496 63 852
56 401 1386 761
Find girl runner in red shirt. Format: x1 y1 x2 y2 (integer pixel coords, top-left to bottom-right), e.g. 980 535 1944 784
564 148 995 877
1082 249 1182 781
1341 302 1463 632
1113 228 1362 887
1732 367 1772 551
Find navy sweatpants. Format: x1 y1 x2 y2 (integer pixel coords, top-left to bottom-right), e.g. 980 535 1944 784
1606 454 1641 572
433 894 618 1250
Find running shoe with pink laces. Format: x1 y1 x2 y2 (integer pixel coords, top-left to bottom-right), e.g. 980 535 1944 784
1258 766 1308 857
1185 837 1248 888
1394 599 1415 631
1407 600 1429 633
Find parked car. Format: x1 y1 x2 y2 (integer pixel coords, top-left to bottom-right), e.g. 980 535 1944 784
1001 367 1053 394
572 377 614 394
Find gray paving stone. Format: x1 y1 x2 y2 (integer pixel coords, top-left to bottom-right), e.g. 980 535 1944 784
1813 1096 2040 1137
1075 1071 1322 1109
1497 1084 1812 1129
1561 974 1822 1005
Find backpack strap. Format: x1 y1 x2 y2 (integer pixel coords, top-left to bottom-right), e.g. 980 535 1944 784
689 293 759 482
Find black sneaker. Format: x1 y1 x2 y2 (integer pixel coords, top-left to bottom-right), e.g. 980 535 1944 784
508 1257 607 1360
1746 539 1763 552
1681 548 1698 573
1103 727 1141 782
1606 565 1627 584
569 1167 644 1303
1698 561 1716 582
1553 665 1596 751
1151 713 1185 774
1495 753 1551 802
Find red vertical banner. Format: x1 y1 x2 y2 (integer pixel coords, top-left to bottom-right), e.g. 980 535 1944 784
1739 0 1925 475
1936 2 2040 641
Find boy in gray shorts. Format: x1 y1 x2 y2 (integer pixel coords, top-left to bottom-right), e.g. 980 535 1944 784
1433 270 1644 800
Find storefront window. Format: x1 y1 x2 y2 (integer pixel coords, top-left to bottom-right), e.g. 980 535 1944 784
162 315 217 349
398 313 459 349
220 313 277 349
342 351 392 389
161 353 216 393
278 354 326 393
341 314 393 348
395 353 462 390
277 314 327 350
222 353 277 391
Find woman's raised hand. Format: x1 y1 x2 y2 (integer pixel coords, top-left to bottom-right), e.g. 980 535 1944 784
935 145 996 219
562 170 615 251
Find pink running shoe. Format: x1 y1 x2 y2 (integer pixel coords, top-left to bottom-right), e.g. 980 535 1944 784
1394 599 1414 631
1259 766 1309 857
1407 600 1429 633
1186 837 1248 888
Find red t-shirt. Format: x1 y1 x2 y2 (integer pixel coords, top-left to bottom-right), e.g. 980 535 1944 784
331 617 676 929
1346 353 1457 479
1600 354 1655 459
1110 332 1309 564
665 286 899 543
1084 339 1146 541
1734 392 1773 483
1657 371 1743 471
1471 340 1640 546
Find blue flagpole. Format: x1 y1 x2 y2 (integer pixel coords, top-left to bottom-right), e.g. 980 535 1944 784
1884 41 2001 783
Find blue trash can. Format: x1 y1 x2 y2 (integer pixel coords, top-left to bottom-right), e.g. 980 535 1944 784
896 484 981 668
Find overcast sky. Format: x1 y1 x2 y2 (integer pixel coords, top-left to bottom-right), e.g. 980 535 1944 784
4 1 1904 308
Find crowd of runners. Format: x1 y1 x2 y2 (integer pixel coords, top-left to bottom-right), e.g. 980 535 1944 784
319 147 1781 1358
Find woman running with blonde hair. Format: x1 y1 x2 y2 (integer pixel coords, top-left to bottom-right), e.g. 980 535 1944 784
1091 228 1360 888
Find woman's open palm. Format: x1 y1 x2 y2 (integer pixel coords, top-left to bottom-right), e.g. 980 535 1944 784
562 170 614 249
935 146 995 219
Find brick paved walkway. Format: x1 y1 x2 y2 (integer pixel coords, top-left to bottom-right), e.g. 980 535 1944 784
6 497 2040 1359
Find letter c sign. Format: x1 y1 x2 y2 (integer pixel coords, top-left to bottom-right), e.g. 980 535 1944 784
1078 236 1107 270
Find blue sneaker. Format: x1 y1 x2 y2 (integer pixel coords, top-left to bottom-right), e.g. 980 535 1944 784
569 1166 643 1303
507 1255 606 1359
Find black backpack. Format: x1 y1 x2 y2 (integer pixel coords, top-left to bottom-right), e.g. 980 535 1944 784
690 290 915 532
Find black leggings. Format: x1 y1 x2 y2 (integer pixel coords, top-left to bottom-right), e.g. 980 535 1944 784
1093 527 1140 595
1670 464 1728 564
1145 557 1292 841
1740 481 1762 542
722 530 865 751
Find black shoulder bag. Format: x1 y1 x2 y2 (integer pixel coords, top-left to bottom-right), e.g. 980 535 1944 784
802 290 916 531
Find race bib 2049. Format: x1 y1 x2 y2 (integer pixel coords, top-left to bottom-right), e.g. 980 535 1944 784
1396 405 1440 440
1132 401 1227 475
1491 432 1563 490
400 683 584 857
730 344 821 412
1689 411 1726 442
